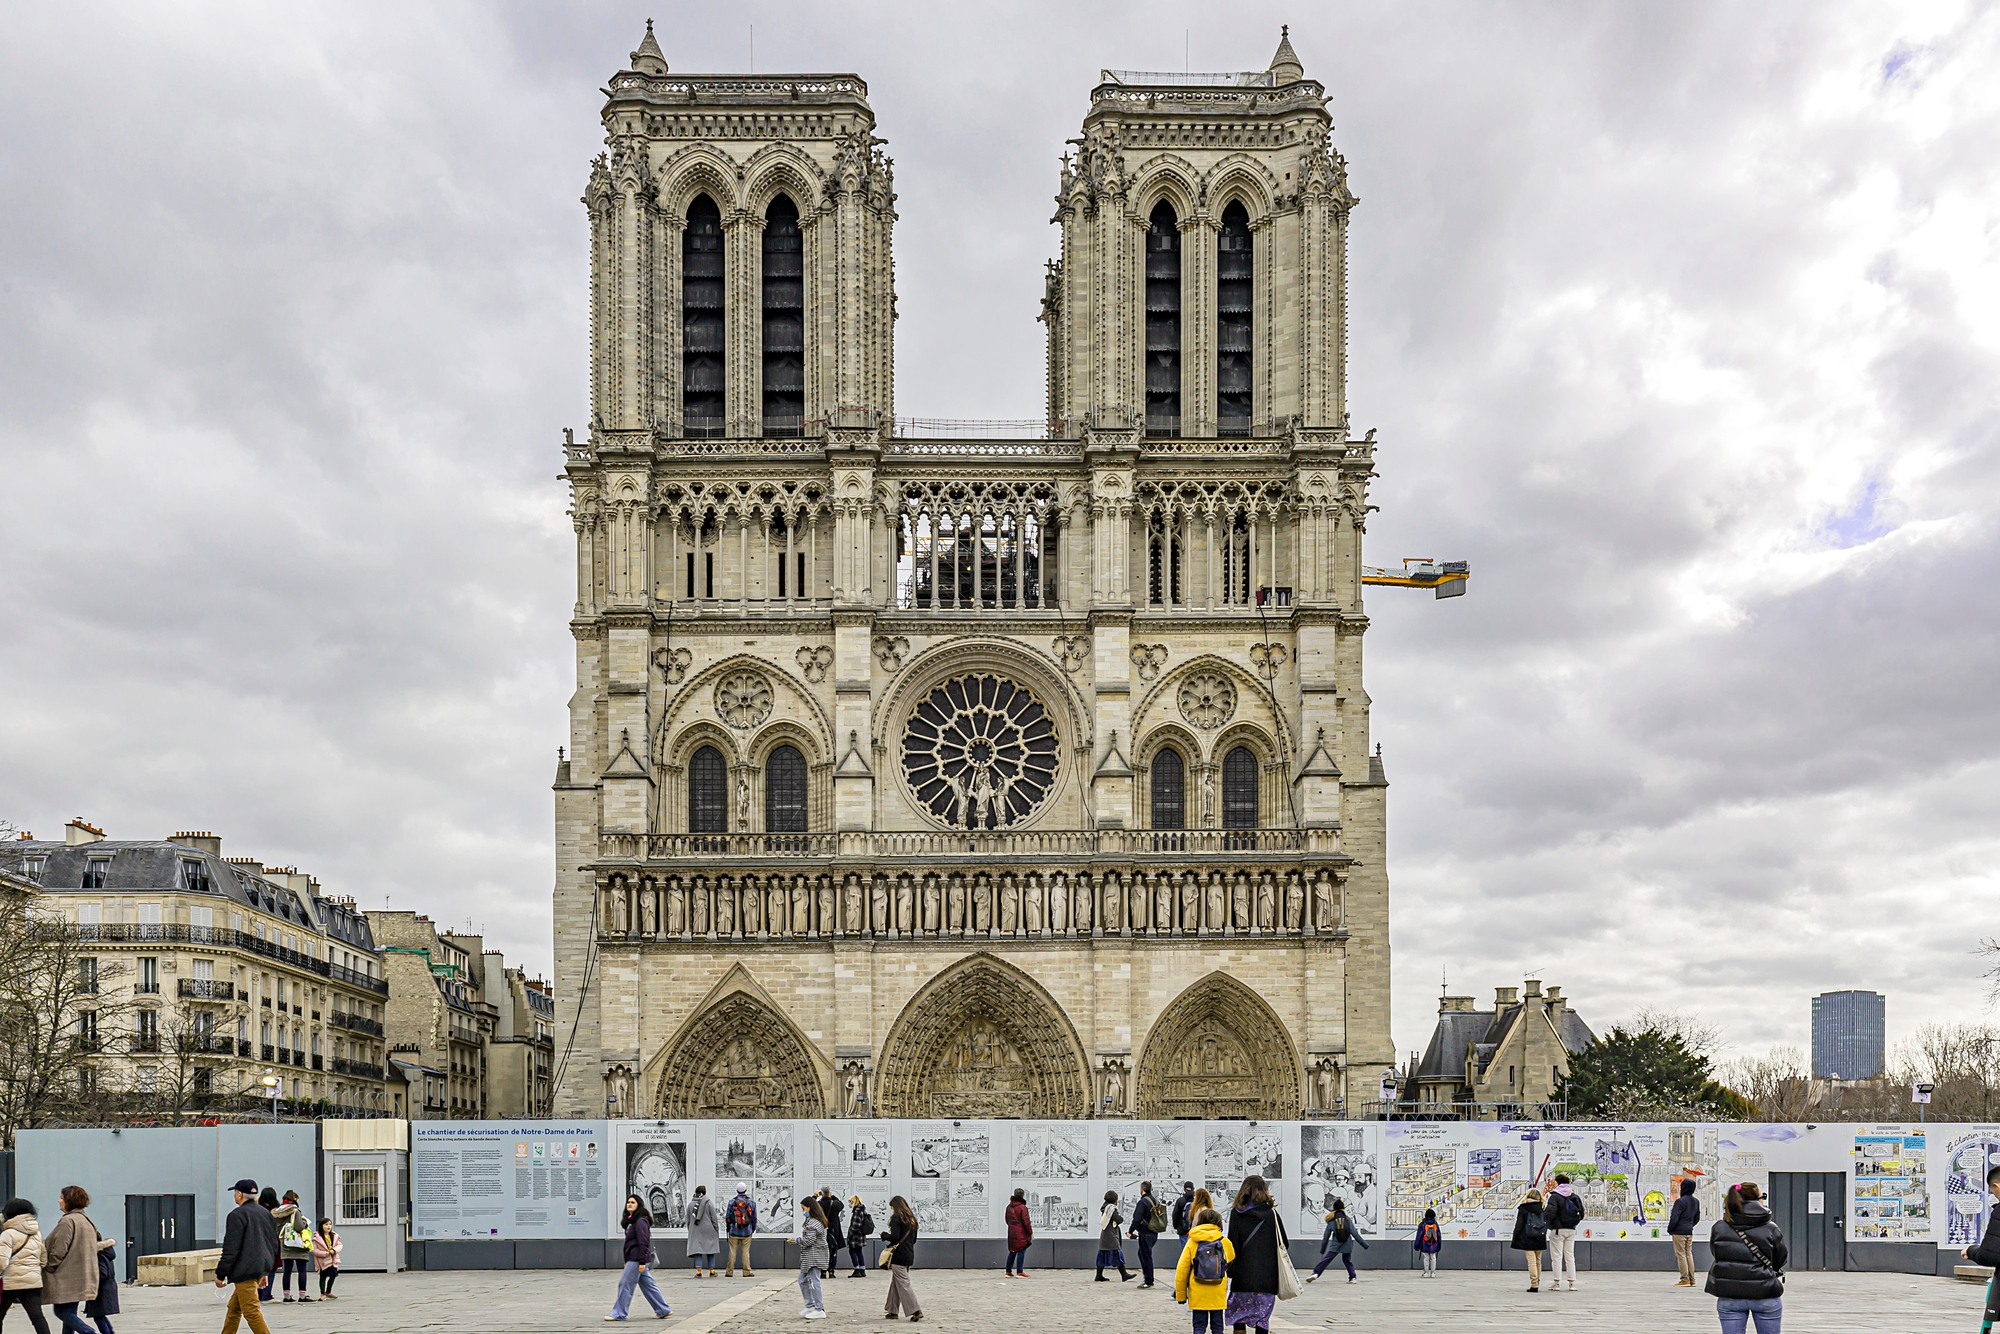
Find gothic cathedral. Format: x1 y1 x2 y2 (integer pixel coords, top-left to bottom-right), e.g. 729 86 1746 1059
554 24 1391 1121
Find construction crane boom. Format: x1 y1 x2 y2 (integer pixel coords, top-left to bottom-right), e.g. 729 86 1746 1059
1361 558 1470 599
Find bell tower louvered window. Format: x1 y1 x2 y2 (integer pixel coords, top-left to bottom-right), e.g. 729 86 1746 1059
689 744 727 833
1145 201 1181 437
1222 745 1259 829
762 195 805 437
682 196 725 438
1151 748 1186 830
1218 201 1253 436
765 744 808 833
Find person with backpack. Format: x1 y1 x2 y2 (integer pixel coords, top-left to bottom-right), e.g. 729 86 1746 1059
1095 1190 1132 1283
724 1185 759 1278
881 1196 921 1321
270 1191 315 1303
607 1195 671 1321
1705 1183 1786 1333
686 1185 721 1277
1004 1188 1034 1277
1412 1208 1442 1277
310 1219 341 1300
44 1188 101 1334
1128 1181 1166 1288
1668 1177 1701 1287
1223 1176 1285 1334
845 1196 874 1278
1511 1189 1548 1292
1174 1207 1236 1334
1543 1174 1584 1291
1306 1198 1367 1282
0 1198 52 1334
1172 1183 1197 1239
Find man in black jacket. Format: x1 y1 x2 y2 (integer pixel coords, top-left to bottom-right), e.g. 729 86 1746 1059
1961 1164 2000 1330
819 1188 845 1266
1171 1182 1196 1238
214 1178 279 1334
1667 1178 1701 1287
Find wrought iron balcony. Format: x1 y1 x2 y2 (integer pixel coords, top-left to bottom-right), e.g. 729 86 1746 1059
329 1010 384 1037
178 978 236 1001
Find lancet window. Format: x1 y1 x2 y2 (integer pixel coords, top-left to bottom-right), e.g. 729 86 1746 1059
1145 201 1182 438
682 196 725 437
764 744 808 833
895 482 1059 610
1217 201 1253 436
1222 745 1259 828
1150 748 1186 829
761 196 805 437
689 745 727 832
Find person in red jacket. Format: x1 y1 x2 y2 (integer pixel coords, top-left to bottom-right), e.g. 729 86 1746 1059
1004 1188 1034 1277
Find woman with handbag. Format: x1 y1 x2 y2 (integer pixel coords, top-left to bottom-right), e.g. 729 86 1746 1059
880 1197 921 1321
1223 1177 1289 1334
1705 1183 1786 1333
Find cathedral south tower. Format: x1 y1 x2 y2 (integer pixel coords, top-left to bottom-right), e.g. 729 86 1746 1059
553 25 1391 1122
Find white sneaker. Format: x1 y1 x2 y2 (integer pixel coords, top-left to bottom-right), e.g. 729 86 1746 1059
804 1310 827 1320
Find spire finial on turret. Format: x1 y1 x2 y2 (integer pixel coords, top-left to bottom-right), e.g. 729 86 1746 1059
1268 25 1303 84
630 18 669 76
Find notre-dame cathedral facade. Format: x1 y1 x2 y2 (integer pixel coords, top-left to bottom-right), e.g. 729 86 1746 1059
553 24 1392 1121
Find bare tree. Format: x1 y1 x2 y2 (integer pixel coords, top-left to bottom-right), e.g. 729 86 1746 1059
1716 1046 1821 1121
1629 1007 1724 1059
145 1005 234 1123
0 896 130 1144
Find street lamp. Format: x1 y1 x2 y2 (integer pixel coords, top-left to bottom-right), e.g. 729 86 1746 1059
261 1070 279 1123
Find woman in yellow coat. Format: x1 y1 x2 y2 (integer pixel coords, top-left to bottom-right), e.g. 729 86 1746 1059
1174 1209 1237 1334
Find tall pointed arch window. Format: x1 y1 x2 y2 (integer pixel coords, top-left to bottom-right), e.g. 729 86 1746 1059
1222 745 1259 829
688 745 727 833
762 196 805 437
682 196 725 438
1217 201 1253 436
1145 201 1181 437
765 744 808 834
1150 748 1186 830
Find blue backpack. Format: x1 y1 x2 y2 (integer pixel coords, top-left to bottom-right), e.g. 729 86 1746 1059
1192 1238 1228 1284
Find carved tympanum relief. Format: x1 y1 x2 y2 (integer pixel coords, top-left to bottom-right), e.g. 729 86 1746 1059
654 992 824 1118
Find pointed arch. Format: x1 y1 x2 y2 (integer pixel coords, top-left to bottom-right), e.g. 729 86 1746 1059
876 953 1091 1118
1134 972 1302 1119
649 966 827 1117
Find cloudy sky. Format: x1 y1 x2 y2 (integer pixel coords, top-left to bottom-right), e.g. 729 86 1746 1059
3 2 1995 1068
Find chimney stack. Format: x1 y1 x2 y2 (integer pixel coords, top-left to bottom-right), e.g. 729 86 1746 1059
1440 995 1477 1013
171 831 222 857
65 819 105 847
1495 986 1519 1008
1523 978 1543 1000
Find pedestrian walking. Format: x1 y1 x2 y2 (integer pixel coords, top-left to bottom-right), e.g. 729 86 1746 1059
0 1198 51 1334
253 1189 280 1304
606 1195 670 1321
1960 1163 2000 1334
1172 1182 1197 1239
1174 1207 1235 1334
1095 1190 1132 1282
1224 1176 1286 1334
270 1191 315 1303
1511 1189 1548 1292
1306 1198 1366 1282
1669 1177 1702 1287
686 1185 722 1277
85 1226 117 1334
214 1178 280 1334
1004 1188 1033 1277
310 1219 341 1299
1543 1173 1583 1291
819 1190 845 1273
1705 1183 1786 1334
1129 1181 1166 1287
724 1184 759 1278
1413 1208 1442 1277
44 1188 100 1334
845 1196 874 1277
797 1197 829 1319
881 1196 922 1321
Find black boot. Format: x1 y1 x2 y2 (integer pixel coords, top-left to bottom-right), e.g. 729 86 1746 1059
1120 1265 1134 1282
1094 1268 1109 1282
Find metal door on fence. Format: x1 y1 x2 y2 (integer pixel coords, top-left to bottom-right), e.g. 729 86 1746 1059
126 1194 196 1282
1767 1172 1846 1272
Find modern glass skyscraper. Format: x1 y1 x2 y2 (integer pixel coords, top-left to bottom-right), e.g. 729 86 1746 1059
1812 990 1886 1079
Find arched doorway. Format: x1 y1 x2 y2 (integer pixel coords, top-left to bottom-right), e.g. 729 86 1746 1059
1135 973 1302 1119
875 954 1091 1118
652 990 826 1117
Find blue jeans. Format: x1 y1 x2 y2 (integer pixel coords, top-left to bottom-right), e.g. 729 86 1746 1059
1005 1247 1028 1273
610 1262 669 1319
1192 1310 1224 1334
798 1265 824 1312
1715 1296 1781 1334
51 1304 94 1334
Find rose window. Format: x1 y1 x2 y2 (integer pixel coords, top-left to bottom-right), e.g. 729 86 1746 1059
901 673 1060 829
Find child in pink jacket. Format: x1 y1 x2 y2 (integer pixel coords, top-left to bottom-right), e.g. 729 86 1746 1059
310 1220 343 1299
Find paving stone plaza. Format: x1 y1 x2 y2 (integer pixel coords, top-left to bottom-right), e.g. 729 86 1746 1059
118 1267 1983 1333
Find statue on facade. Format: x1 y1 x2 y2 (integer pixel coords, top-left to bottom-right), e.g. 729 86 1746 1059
972 875 992 934
640 885 658 935
1101 876 1122 933
1073 877 1092 933
921 876 942 934
1204 873 1226 933
1156 876 1175 933
870 875 890 934
894 875 915 935
1232 873 1250 930
998 878 1018 935
666 883 686 935
1025 876 1045 934
1284 872 1304 933
843 874 864 935
1048 876 1068 933
946 876 967 933
1255 873 1276 931
1313 872 1336 931
817 876 835 936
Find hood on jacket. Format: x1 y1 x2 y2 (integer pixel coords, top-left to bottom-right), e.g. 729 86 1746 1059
3 1215 41 1238
1731 1201 1773 1226
1550 1183 1573 1196
1680 1179 1698 1197
1187 1221 1225 1242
